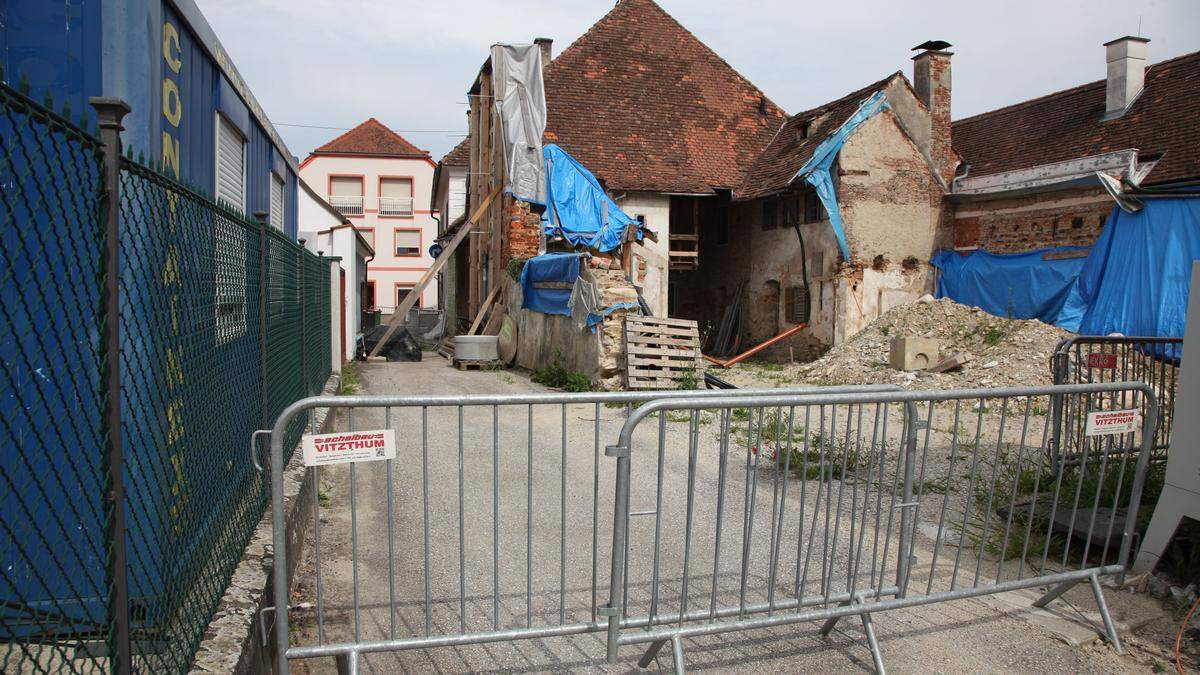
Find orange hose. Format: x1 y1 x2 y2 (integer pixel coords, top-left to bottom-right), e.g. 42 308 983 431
1177 594 1200 675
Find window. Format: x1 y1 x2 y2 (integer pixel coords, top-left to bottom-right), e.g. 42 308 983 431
269 173 285 230
395 228 421 257
785 285 810 324
379 177 414 217
214 113 247 344
783 195 800 228
803 190 822 223
396 285 417 310
363 280 376 309
215 114 246 212
329 176 364 216
761 199 778 230
356 228 375 250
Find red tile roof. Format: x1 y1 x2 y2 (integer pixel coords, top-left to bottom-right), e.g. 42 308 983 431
952 50 1200 186
441 138 470 166
538 0 786 194
312 118 430 158
734 75 899 201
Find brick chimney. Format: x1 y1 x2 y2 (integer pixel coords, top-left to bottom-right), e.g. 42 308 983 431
1104 36 1149 118
534 37 553 71
913 44 954 185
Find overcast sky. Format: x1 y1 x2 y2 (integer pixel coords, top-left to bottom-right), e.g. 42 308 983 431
198 0 1200 163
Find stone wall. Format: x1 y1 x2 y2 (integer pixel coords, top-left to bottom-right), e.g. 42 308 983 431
952 187 1113 252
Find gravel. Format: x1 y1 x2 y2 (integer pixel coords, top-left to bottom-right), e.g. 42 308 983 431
725 298 1071 390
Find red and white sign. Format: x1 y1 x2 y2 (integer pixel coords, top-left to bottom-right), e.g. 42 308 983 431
1085 409 1140 437
1086 353 1118 369
302 429 396 466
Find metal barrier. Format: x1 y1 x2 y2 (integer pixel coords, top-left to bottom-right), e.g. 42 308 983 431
1050 336 1180 463
603 382 1156 672
266 385 897 672
268 382 1154 673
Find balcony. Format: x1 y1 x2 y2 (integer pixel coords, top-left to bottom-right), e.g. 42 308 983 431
328 195 363 216
379 196 414 217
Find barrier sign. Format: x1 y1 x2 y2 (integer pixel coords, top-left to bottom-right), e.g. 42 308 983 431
1086 353 1118 369
1085 409 1140 437
303 429 396 466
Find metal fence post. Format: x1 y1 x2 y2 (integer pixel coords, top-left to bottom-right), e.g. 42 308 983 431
255 212 269 428
897 401 919 598
90 96 133 675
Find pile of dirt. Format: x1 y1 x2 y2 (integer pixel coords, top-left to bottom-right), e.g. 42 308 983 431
727 297 1072 390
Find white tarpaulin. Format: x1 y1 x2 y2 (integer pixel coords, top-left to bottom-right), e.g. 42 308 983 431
491 43 547 205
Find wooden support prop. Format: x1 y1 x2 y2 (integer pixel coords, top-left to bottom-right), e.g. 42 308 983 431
468 284 503 336
703 323 807 369
369 186 502 357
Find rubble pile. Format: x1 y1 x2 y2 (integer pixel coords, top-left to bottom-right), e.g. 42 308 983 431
729 298 1072 390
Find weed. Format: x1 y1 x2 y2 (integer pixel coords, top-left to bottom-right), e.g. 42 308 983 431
919 477 950 495
506 257 528 281
531 351 592 392
880 324 891 337
338 361 361 395
497 372 515 385
984 324 1006 347
677 368 699 390
317 482 332 507
784 431 871 481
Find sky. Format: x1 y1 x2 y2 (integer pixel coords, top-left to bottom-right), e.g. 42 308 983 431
197 0 1200 163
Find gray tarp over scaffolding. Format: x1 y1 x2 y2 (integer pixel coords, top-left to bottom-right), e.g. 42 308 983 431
491 43 547 205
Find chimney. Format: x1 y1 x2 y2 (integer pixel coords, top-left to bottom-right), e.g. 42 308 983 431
1104 36 1149 117
534 37 553 71
912 42 954 185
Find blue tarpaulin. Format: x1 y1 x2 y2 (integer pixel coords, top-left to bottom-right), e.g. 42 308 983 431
1059 198 1200 339
931 247 1091 325
796 90 890 261
543 144 640 253
933 198 1199 343
520 252 582 316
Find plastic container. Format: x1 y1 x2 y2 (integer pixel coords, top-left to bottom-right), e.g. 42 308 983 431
454 335 500 361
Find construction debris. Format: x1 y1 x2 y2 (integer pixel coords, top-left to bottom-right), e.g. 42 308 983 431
888 336 940 371
724 298 1070 390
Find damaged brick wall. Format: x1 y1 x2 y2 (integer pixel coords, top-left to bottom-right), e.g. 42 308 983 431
953 188 1114 252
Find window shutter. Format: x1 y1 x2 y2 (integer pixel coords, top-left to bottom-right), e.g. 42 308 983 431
215 115 246 213
395 229 420 256
380 178 412 198
330 177 363 196
270 173 285 230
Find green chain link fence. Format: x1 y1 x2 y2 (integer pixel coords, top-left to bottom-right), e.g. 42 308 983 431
1 77 332 673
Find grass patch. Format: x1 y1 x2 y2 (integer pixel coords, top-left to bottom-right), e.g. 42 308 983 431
783 431 871 481
338 360 361 395
531 353 592 392
984 324 1006 347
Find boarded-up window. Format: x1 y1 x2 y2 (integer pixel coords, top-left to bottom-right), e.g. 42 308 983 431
395 229 420 257
761 199 778 230
785 285 810 324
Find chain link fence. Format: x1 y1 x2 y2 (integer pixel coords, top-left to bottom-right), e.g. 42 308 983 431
1 78 332 673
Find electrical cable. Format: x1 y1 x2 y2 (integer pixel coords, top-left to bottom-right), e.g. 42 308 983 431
1176 594 1200 675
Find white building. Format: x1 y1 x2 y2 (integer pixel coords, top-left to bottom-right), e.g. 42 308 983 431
298 180 374 363
300 118 440 317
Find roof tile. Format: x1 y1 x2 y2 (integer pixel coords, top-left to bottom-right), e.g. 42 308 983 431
952 50 1200 185
313 118 430 158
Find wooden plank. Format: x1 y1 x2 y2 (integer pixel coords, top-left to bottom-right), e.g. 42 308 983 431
667 250 699 257
628 315 698 329
626 325 699 339
628 353 697 365
624 334 700 347
629 366 698 377
626 345 699 358
370 185 502 357
468 284 503 335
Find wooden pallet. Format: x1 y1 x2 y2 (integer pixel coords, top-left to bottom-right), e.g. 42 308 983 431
624 315 701 389
452 358 502 371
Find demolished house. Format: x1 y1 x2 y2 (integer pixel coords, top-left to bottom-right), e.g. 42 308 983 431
433 0 1199 387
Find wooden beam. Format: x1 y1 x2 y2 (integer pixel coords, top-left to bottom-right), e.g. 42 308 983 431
467 283 503 336
369 185 502 357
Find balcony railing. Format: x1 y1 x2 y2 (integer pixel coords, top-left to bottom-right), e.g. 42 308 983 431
328 195 363 216
379 196 414 217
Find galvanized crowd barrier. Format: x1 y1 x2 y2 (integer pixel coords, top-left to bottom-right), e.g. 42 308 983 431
1050 336 1180 463
267 382 1155 674
603 382 1155 673
266 384 896 673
